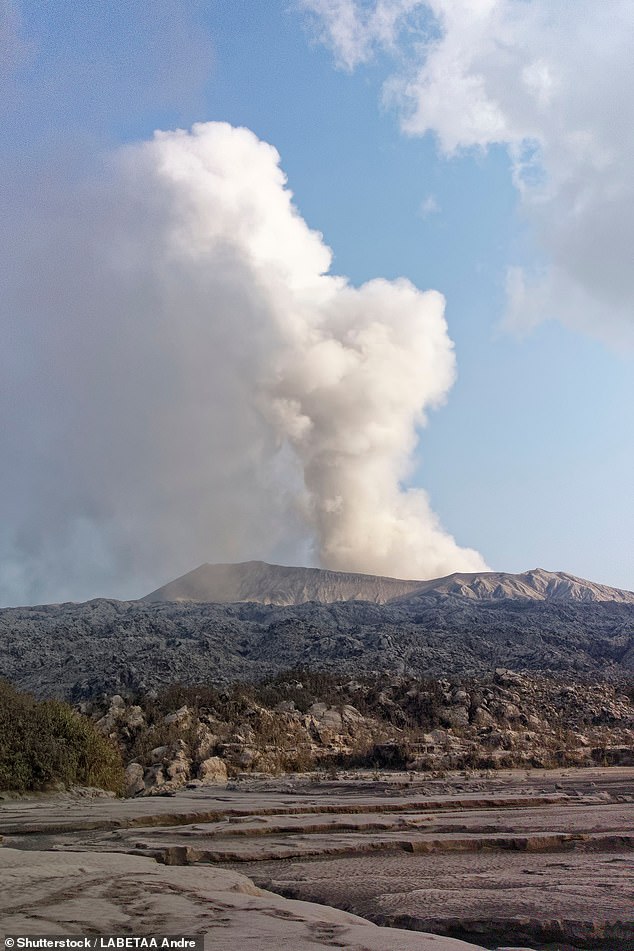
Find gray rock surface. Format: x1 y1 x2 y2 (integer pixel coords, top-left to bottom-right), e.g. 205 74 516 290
2 588 634 699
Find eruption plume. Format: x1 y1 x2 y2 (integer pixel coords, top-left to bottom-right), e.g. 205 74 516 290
1 122 486 604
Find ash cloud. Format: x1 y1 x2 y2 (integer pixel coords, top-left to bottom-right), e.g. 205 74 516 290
1 122 486 605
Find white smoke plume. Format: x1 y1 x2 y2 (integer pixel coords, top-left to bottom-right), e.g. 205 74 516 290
0 122 486 605
303 0 634 345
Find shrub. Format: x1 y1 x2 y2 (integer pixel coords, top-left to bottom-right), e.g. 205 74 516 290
0 680 124 793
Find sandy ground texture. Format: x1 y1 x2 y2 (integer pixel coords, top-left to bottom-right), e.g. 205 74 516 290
0 847 488 951
1 767 633 950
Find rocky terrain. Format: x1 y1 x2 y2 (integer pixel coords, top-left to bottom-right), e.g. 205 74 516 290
2 562 633 950
1 588 633 699
80 668 634 798
2 769 632 949
143 561 634 606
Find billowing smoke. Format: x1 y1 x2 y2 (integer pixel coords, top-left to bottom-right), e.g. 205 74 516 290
265 274 481 577
1 122 486 605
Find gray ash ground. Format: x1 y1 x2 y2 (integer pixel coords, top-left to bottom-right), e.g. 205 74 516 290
1 766 632 949
218 770 634 951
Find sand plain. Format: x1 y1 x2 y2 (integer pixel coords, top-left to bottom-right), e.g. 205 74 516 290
1 767 632 950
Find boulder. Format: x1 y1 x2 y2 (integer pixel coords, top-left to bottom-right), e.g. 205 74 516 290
440 705 470 728
165 740 191 780
144 765 166 789
124 762 145 797
149 745 169 764
164 705 192 727
126 705 146 730
473 707 495 728
195 724 218 761
198 756 228 784
95 694 127 734
237 748 258 768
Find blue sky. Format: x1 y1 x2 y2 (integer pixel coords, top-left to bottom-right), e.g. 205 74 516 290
1 0 632 603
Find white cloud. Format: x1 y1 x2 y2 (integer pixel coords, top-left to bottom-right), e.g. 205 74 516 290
0 121 486 604
420 193 439 217
301 0 421 70
306 0 634 344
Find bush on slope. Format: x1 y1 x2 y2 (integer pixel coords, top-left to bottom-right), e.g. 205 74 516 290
0 680 124 793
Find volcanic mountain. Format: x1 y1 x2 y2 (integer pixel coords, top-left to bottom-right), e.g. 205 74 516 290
3 561 634 698
142 561 634 607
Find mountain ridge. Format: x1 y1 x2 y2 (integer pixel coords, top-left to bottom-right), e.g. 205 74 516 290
142 561 634 607
3 561 632 700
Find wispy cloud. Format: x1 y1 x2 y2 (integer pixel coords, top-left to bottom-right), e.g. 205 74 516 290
301 0 421 70
419 193 439 218
305 0 634 346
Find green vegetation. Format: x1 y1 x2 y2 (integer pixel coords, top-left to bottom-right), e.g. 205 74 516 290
0 680 124 794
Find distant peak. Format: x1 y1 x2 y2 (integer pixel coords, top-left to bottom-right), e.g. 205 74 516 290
141 561 634 607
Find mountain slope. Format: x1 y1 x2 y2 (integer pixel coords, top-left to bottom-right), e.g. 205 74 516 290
393 568 634 605
2 594 633 699
142 561 427 605
3 563 632 700
142 561 634 606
